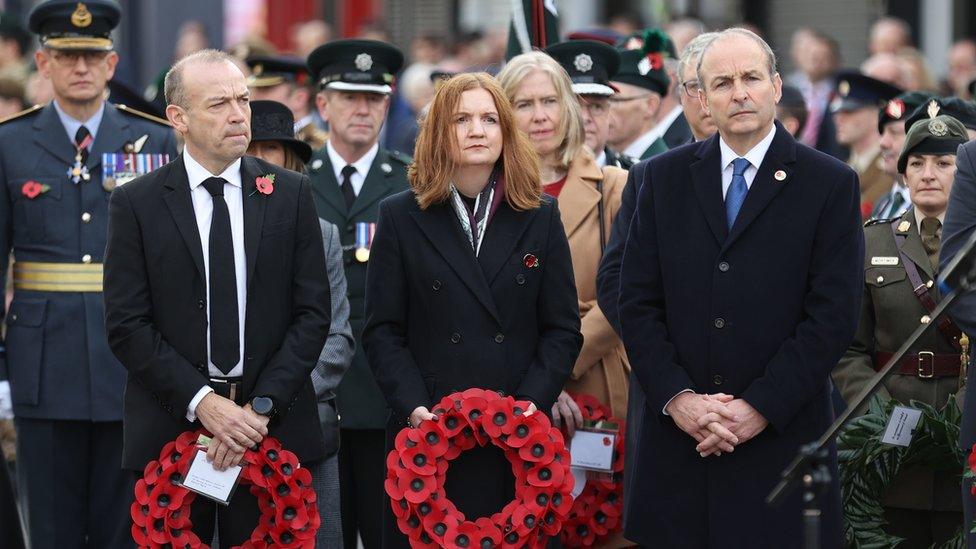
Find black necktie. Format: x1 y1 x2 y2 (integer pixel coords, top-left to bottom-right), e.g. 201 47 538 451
202 177 240 375
340 165 357 209
75 125 91 164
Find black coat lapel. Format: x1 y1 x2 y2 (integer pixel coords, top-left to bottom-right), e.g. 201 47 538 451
32 103 76 166
86 103 129 171
689 135 728 246
308 151 347 220
162 156 205 280
349 149 396 219
724 122 796 250
478 203 538 285
409 204 501 323
241 156 268 291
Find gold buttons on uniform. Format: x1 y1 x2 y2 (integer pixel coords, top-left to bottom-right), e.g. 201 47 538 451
81 254 92 264
920 315 931 324
926 280 934 288
81 212 92 223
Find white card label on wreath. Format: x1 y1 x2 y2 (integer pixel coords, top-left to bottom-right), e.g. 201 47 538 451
180 449 242 505
880 406 923 447
570 429 615 472
570 467 587 499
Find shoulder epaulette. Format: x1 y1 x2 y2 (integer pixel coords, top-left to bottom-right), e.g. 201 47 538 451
115 104 171 127
0 104 42 125
863 217 896 228
388 149 412 165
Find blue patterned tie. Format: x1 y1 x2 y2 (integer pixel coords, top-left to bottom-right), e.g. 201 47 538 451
726 157 750 230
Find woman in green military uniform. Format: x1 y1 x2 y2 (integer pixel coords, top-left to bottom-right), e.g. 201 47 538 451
833 110 969 548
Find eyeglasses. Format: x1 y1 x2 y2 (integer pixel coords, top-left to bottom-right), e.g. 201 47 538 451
681 80 701 98
49 50 110 66
608 94 651 104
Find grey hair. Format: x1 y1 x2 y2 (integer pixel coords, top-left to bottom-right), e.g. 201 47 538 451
164 49 238 109
677 31 720 81
696 28 778 85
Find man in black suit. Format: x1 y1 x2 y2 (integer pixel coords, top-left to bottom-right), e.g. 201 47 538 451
103 49 331 545
618 28 863 547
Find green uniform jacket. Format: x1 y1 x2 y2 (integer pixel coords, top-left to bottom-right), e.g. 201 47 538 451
833 208 965 512
639 136 668 160
308 146 411 429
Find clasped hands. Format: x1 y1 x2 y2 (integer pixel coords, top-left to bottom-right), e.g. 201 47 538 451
665 392 768 457
195 392 270 471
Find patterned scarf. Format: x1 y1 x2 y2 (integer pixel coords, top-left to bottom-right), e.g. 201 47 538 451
449 165 501 256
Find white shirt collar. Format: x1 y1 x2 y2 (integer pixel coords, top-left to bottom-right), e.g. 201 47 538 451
649 104 684 141
719 124 777 173
594 149 607 168
326 140 379 181
294 113 314 132
623 126 661 158
183 147 243 190
53 99 105 143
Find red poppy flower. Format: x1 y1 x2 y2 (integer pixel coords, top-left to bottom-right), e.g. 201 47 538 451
473 517 503 547
518 432 556 465
458 395 489 429
549 489 573 516
418 420 449 458
397 468 435 504
522 254 540 268
255 174 275 195
968 445 976 472
131 524 150 546
482 397 516 438
20 180 47 199
442 519 483 549
147 480 189 518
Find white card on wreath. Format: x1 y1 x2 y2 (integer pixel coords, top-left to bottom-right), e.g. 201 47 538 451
881 406 923 447
570 429 615 471
180 449 242 505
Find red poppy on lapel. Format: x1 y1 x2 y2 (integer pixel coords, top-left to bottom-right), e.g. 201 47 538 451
523 253 540 268
20 180 49 199
255 173 275 195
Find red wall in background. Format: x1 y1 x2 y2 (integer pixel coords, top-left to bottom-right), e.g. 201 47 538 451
264 0 319 53
339 0 376 38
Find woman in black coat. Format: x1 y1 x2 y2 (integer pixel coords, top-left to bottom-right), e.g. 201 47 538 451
362 72 582 547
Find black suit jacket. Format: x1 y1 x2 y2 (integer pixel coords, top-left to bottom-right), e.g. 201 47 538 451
361 190 582 422
618 122 862 547
662 110 693 149
104 155 331 468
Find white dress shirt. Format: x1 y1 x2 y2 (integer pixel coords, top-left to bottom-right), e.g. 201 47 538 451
326 140 378 196
594 149 607 168
184 148 247 421
648 104 684 143
718 124 778 198
662 123 777 415
623 126 661 159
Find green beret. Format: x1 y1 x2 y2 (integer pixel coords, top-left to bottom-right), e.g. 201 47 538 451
613 28 674 96
897 114 967 174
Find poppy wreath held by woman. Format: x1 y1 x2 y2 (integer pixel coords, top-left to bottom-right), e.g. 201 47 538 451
385 388 575 548
559 393 625 547
131 429 320 548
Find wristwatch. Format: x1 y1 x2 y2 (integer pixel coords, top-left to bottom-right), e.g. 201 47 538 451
251 396 275 417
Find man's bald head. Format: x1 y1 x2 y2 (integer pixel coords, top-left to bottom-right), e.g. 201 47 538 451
164 49 242 110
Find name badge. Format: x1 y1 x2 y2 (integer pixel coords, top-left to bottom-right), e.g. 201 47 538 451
871 256 899 266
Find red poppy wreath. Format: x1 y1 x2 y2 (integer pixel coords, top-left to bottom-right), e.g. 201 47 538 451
559 393 626 547
131 429 319 548
385 388 575 548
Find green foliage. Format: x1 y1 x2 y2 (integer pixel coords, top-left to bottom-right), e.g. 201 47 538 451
837 395 965 548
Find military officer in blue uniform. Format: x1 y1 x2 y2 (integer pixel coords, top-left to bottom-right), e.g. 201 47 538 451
305 39 410 549
0 2 177 547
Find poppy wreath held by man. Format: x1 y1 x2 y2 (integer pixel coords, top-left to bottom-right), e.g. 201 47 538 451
385 388 575 548
131 429 320 548
559 393 625 547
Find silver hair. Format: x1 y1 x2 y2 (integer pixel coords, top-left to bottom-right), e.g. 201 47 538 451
696 28 778 85
164 49 238 109
678 32 720 81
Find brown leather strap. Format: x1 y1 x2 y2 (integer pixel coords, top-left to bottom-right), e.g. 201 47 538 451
874 351 961 377
891 221 962 351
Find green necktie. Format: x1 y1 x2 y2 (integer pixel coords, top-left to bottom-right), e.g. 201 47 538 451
921 217 941 272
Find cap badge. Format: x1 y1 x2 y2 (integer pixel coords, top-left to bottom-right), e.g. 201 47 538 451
71 2 92 28
355 53 373 72
573 53 593 73
885 99 904 119
927 99 940 119
253 63 264 76
928 118 948 137
838 80 850 97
